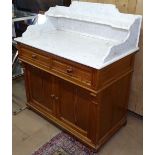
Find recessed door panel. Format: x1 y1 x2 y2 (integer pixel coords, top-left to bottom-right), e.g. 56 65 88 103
59 81 76 124
75 89 90 132
28 66 55 115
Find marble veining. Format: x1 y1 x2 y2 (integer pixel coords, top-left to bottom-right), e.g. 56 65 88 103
15 1 142 69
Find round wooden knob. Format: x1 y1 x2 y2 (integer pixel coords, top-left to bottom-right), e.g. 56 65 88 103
66 67 73 73
32 54 37 59
50 94 55 99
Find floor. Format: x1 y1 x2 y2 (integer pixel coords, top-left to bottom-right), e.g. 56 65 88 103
12 77 27 114
13 77 143 155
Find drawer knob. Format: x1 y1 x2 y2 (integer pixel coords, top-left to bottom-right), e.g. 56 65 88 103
32 54 37 59
66 67 73 73
51 94 55 99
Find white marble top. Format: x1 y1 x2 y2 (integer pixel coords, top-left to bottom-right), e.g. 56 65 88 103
15 2 142 69
16 30 119 69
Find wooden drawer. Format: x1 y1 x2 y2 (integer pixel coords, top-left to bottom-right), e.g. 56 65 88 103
51 58 92 86
19 46 50 69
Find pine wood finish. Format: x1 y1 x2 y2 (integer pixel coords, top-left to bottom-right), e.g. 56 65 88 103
79 0 138 13
128 0 143 115
18 43 136 150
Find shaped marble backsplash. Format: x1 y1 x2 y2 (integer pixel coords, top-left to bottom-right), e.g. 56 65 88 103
15 1 142 69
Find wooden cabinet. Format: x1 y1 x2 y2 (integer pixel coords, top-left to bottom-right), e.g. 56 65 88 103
18 43 135 150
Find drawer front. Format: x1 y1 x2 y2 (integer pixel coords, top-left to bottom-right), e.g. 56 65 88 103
19 47 50 68
52 58 92 86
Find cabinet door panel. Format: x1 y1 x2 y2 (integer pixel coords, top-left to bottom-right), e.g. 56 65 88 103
28 66 55 114
29 67 43 104
59 81 76 124
75 89 90 132
58 81 91 134
42 73 55 114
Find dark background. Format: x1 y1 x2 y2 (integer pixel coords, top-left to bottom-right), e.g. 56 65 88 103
13 0 71 13
12 0 71 37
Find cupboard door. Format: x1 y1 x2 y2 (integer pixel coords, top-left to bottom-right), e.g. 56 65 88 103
28 66 55 114
28 66 43 104
58 80 90 135
75 88 90 133
59 81 76 125
42 73 55 115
